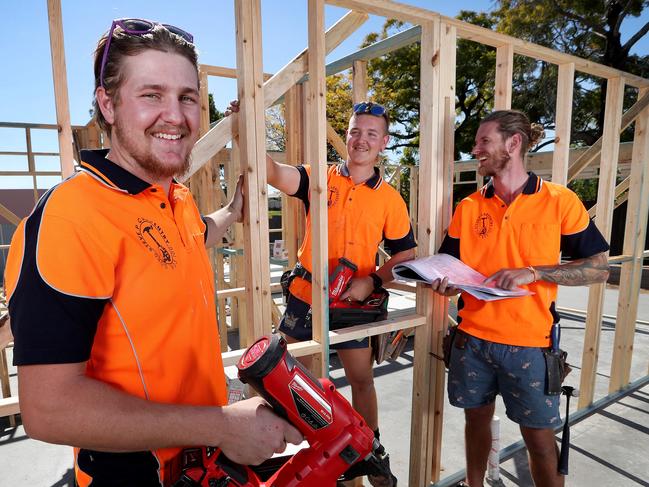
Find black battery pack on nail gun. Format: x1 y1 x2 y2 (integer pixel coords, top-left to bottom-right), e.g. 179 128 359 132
329 288 389 329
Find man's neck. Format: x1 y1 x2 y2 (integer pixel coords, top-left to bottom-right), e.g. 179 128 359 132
491 160 529 205
106 147 173 196
346 159 376 184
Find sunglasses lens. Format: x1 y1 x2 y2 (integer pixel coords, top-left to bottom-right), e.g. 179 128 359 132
120 19 154 33
162 24 194 43
370 105 385 116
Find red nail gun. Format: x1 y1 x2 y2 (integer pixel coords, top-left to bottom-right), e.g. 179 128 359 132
173 334 395 486
328 258 389 327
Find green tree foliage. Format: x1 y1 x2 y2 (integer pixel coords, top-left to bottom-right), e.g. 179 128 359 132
208 93 225 124
361 0 648 163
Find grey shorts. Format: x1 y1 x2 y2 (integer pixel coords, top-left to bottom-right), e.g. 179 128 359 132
447 332 561 429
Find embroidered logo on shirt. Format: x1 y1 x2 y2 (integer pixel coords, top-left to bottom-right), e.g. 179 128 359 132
474 213 494 239
328 187 339 208
135 218 177 268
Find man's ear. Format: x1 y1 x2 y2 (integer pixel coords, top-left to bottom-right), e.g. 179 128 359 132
95 86 116 125
507 133 522 155
381 134 390 151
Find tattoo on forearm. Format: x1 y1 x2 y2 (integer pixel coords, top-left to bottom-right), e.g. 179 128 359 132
536 252 609 286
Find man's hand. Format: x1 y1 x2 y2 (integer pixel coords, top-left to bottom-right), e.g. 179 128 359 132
339 276 374 303
224 100 240 117
483 267 534 290
428 277 461 297
216 397 303 465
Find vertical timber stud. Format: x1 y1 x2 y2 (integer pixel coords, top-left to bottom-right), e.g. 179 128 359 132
284 85 305 267
578 77 625 409
307 0 329 378
494 44 513 110
410 18 456 486
352 60 368 103
551 63 575 185
235 0 273 345
610 86 649 391
47 0 75 178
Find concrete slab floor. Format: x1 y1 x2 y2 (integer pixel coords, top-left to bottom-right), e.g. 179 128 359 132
1 284 648 486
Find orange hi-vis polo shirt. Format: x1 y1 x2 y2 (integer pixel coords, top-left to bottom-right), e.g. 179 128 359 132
439 173 609 347
5 149 227 486
288 163 416 304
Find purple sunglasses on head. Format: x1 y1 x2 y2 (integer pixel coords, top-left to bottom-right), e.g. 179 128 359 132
99 18 194 89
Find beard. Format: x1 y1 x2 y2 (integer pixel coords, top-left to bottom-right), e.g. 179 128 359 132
113 119 192 180
477 148 510 177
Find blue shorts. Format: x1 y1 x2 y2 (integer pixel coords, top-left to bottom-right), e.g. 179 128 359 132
447 332 561 429
278 293 370 350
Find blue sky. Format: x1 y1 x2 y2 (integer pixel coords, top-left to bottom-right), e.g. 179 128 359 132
0 0 647 188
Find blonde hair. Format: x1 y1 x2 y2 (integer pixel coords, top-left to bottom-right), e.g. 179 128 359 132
482 110 545 156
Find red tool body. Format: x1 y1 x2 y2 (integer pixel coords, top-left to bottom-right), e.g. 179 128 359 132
174 334 385 487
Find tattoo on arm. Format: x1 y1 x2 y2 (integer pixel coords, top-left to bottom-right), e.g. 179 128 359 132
536 252 609 286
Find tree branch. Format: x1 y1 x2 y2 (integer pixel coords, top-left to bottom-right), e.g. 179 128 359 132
622 20 649 54
550 0 607 38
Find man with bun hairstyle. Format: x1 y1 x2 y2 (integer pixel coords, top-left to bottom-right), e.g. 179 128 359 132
430 110 609 487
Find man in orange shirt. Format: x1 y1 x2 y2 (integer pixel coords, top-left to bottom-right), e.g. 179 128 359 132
5 19 300 486
267 102 417 487
431 110 609 487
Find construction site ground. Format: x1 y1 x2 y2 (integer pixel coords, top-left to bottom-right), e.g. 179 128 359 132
1 264 648 487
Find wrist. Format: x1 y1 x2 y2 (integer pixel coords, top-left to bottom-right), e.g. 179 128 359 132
527 265 538 282
369 272 383 290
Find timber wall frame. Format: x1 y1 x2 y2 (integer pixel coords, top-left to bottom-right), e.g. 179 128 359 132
3 0 648 485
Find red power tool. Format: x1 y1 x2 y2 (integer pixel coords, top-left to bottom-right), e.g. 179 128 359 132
173 334 395 486
328 258 389 327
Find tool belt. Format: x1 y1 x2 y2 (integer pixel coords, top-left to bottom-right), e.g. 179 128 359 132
280 263 389 329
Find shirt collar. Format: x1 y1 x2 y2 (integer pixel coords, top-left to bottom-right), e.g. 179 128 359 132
482 171 542 198
79 149 153 195
338 162 382 190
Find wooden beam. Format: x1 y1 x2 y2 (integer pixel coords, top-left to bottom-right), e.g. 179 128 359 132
610 86 649 392
46 0 75 178
199 64 273 80
352 59 368 103
326 122 348 160
284 84 305 268
0 203 21 226
186 10 368 180
329 312 426 343
494 44 513 110
327 0 440 24
552 63 575 185
578 77 625 409
235 0 272 345
0 396 19 418
588 176 630 218
327 0 649 87
307 0 329 377
409 18 456 486
568 91 649 182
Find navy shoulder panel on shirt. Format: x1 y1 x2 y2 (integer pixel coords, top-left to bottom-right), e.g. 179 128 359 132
9 186 107 365
561 219 610 260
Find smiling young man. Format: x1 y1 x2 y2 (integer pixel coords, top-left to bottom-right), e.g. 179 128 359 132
5 19 300 487
430 110 610 487
266 102 417 487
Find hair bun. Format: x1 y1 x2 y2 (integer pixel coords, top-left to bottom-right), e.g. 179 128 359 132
530 123 545 147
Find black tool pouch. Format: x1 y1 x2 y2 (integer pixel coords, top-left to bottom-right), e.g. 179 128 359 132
442 324 459 369
543 348 571 395
280 270 292 301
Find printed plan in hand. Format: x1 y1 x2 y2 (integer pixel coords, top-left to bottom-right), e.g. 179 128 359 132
392 253 533 301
